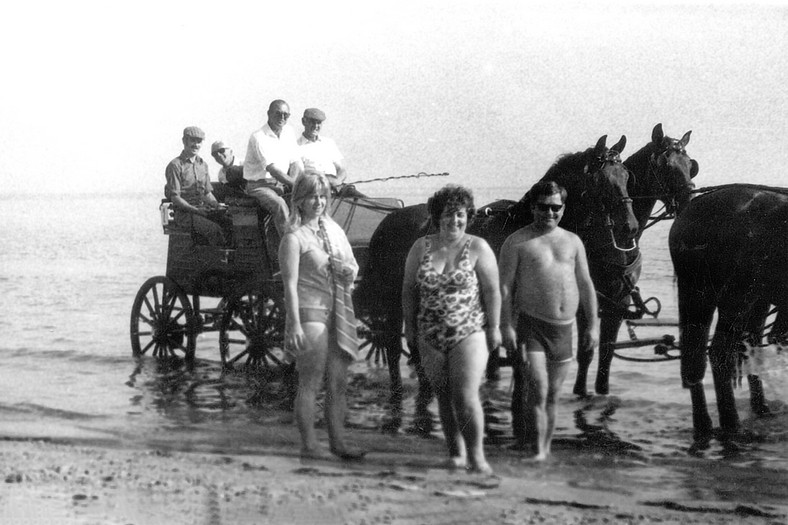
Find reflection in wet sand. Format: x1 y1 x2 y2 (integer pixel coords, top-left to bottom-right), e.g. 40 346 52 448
115 355 788 511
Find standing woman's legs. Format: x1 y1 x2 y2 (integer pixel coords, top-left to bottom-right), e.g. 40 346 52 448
448 332 491 473
420 336 466 467
295 322 329 456
324 338 357 456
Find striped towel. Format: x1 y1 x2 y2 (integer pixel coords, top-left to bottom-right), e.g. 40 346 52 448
319 218 359 360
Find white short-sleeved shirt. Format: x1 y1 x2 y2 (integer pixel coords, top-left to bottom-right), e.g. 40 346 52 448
297 134 343 176
244 124 300 182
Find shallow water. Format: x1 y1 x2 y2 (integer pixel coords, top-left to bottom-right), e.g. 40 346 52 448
1 193 787 511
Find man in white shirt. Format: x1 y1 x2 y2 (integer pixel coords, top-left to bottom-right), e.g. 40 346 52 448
297 108 347 190
244 99 304 235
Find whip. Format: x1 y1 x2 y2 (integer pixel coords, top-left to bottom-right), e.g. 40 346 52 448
348 172 450 185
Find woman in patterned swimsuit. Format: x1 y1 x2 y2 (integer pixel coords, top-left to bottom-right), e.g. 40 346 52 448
402 185 501 474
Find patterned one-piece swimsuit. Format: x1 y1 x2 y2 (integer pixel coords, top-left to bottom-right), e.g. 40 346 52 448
416 237 486 353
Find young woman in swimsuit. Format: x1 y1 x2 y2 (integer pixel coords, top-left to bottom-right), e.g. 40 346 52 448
402 184 501 474
279 172 365 461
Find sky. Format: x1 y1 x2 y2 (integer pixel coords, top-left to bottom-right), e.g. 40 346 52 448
0 0 785 203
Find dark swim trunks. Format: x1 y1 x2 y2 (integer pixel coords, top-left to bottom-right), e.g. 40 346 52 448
516 312 573 363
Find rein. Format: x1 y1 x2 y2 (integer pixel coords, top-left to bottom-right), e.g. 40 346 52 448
690 182 788 197
578 195 638 253
349 171 450 185
578 157 639 253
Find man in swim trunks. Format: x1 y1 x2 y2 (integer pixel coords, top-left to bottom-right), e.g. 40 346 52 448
498 180 599 460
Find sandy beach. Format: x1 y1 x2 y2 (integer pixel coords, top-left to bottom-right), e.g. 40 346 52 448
2 431 785 525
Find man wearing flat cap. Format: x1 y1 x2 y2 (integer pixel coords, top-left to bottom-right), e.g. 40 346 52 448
244 99 303 236
164 126 229 246
297 108 348 191
210 140 245 202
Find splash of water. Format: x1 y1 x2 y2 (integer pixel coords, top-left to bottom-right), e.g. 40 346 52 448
739 343 788 401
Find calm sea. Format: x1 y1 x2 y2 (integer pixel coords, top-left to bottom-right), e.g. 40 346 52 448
1 190 786 510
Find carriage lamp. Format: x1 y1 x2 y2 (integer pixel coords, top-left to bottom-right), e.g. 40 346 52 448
159 201 175 234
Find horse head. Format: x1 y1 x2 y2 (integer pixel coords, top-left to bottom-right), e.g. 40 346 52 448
648 123 698 214
579 134 639 251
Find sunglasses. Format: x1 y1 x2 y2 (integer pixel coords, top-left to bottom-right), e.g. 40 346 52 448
273 111 290 119
535 203 564 213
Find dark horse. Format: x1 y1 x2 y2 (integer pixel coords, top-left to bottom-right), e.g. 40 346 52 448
353 135 637 429
573 123 699 397
669 184 788 439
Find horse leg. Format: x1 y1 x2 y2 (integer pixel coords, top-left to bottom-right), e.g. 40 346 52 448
707 316 742 435
486 347 501 381
382 330 404 433
683 320 714 439
688 383 711 442
595 315 624 396
411 359 435 434
743 300 770 416
572 310 592 397
748 375 769 416
678 286 715 439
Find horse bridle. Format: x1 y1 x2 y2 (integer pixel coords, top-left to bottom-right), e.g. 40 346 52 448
646 140 692 212
582 153 638 252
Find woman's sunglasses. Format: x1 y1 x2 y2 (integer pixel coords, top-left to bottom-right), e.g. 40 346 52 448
535 203 564 213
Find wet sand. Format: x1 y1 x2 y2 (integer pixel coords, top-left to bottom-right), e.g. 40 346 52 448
1 358 787 524
1 433 785 525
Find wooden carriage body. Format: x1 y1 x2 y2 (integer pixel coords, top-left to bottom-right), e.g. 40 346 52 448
164 197 276 298
131 192 402 368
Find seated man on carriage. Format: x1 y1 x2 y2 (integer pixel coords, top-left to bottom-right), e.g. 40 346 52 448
209 140 246 203
164 126 232 247
243 99 304 238
297 107 365 198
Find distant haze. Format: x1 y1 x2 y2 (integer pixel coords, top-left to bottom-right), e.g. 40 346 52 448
1 1 785 205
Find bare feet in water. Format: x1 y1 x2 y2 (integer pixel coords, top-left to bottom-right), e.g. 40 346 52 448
468 461 493 475
300 448 334 461
301 447 367 462
443 456 467 470
329 447 367 461
443 456 493 474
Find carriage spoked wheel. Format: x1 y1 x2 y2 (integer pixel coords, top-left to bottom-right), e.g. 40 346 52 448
130 276 197 360
356 313 410 367
219 281 286 373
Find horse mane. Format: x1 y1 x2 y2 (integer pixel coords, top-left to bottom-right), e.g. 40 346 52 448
623 141 654 192
507 148 594 222
544 150 589 181
623 142 652 177
540 148 594 198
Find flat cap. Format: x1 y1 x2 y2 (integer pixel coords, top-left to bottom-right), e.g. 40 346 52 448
303 108 326 122
211 140 229 154
183 126 205 139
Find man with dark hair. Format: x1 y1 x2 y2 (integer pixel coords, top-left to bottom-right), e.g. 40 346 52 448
243 99 303 236
499 180 598 460
164 126 229 246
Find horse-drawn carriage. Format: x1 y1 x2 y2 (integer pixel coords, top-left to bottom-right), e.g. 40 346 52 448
130 128 786 441
129 190 403 370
